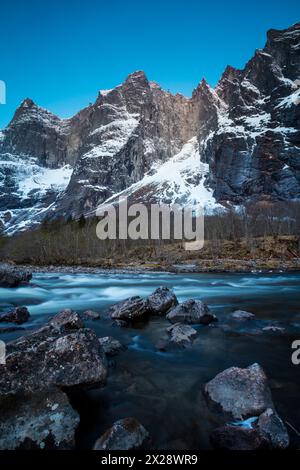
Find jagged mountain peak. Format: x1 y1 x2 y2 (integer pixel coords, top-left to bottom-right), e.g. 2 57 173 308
266 21 300 42
216 66 241 92
149 80 161 90
192 78 225 115
9 97 62 130
125 70 148 81
264 21 300 81
20 97 36 109
197 78 211 91
192 78 213 97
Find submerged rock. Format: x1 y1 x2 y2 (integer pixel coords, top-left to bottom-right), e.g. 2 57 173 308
108 296 150 322
166 299 217 325
112 319 128 328
167 323 197 347
0 264 32 287
99 336 125 356
205 363 273 419
262 326 285 334
93 418 149 450
147 287 178 315
230 310 255 320
0 388 79 450
0 306 30 325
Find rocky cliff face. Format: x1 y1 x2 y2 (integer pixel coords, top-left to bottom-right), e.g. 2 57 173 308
204 23 300 204
0 22 299 233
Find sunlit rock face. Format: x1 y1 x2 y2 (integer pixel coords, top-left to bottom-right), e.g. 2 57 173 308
0 22 299 233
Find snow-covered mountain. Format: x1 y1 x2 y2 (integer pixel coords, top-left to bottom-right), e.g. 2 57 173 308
0 22 300 234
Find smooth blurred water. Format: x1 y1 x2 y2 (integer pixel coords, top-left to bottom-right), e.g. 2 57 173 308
1 271 300 449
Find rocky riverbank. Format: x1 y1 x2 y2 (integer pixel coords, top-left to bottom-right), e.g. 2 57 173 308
0 263 32 287
2 258 300 277
0 284 293 450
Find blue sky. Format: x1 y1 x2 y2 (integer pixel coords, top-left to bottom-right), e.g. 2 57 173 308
0 0 299 128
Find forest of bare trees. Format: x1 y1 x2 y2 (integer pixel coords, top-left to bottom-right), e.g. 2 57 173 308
0 201 299 266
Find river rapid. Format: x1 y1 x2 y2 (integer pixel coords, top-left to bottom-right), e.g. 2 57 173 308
1 271 300 449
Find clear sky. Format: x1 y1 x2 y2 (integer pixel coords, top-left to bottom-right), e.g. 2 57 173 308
0 0 299 128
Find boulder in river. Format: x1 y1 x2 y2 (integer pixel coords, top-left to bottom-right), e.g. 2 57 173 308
0 306 30 325
0 388 79 450
49 309 84 331
210 407 289 450
147 287 178 315
257 408 289 449
0 263 32 287
108 296 150 322
204 363 273 419
80 310 100 321
0 324 107 397
0 310 107 450
167 323 197 347
99 336 125 356
230 310 255 321
166 299 217 325
93 418 149 450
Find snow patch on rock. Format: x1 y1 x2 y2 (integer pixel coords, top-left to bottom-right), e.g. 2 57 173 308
83 110 139 159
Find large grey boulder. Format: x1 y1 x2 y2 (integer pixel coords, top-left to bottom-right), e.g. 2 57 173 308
108 296 150 322
0 264 32 287
205 363 273 419
147 287 178 315
0 388 79 450
0 324 107 397
0 309 108 450
167 323 197 347
166 299 217 325
93 418 149 450
0 306 30 325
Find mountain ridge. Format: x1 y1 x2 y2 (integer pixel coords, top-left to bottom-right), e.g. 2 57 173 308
0 21 299 234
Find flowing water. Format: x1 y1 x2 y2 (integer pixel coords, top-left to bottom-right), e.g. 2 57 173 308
1 271 300 449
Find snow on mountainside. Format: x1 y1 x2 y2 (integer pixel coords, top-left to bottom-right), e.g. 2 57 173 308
104 137 221 212
83 111 139 159
0 22 300 234
0 153 72 233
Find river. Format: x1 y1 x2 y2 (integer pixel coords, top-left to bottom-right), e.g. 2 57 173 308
1 271 300 449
